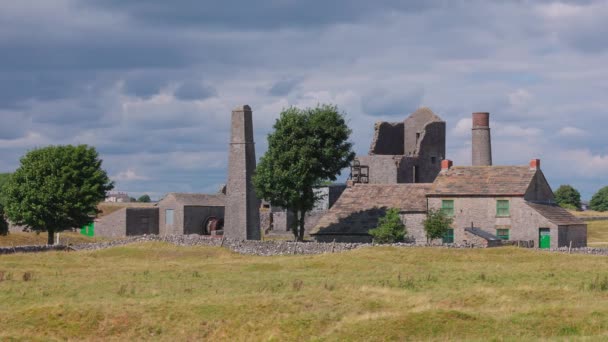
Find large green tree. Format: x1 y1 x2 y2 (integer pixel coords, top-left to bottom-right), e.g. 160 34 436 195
4 145 113 244
554 185 582 210
590 186 608 212
137 194 151 203
254 104 355 241
0 173 10 235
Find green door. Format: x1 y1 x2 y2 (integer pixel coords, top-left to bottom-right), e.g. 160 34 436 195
80 222 95 237
539 228 550 249
443 229 454 244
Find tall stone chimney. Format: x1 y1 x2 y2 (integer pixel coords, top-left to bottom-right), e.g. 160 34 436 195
472 112 492 166
224 105 261 240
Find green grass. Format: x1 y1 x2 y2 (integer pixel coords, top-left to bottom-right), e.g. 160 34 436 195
2 244 608 340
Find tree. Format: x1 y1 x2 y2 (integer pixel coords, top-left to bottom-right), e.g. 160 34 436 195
590 186 608 212
137 194 151 203
369 208 406 243
4 145 113 245
554 185 582 210
423 209 453 243
0 173 11 236
254 104 355 241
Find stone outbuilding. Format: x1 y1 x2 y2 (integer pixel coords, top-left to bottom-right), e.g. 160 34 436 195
157 193 225 236
310 184 431 243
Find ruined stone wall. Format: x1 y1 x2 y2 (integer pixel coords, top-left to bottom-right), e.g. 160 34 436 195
368 122 404 155
415 121 446 183
427 196 568 248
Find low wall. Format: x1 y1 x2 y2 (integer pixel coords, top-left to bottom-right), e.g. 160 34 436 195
0 245 71 255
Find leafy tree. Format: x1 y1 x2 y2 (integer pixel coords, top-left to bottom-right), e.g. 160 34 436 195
369 208 406 243
0 173 11 236
554 185 582 210
4 145 113 245
590 186 608 212
254 104 355 241
423 209 453 243
137 194 151 203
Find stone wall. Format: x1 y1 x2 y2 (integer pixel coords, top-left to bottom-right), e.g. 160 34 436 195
369 121 405 155
158 195 184 236
95 208 127 238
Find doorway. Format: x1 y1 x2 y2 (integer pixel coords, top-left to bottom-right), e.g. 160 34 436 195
539 228 550 249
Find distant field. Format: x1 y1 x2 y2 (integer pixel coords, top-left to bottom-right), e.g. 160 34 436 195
0 232 108 247
587 220 608 248
570 210 608 218
2 244 608 340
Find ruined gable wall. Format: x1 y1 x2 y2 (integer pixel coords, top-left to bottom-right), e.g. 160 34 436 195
415 121 446 183
368 122 405 155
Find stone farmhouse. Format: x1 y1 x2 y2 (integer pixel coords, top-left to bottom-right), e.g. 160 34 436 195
311 109 587 249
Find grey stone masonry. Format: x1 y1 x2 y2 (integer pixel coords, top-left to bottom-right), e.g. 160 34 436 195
472 112 492 166
224 105 261 240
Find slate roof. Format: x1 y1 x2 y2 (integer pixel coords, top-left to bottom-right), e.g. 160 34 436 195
162 193 226 207
310 184 431 236
526 202 585 226
428 166 537 196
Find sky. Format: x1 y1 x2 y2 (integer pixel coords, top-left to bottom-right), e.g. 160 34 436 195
0 0 607 200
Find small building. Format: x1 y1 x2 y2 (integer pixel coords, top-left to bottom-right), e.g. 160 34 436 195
157 193 225 235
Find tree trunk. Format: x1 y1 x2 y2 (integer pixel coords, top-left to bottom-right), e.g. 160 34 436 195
290 209 299 241
47 228 54 245
297 210 306 242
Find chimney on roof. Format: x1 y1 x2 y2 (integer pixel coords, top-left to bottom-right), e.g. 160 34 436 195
530 159 541 170
472 112 492 166
441 159 453 171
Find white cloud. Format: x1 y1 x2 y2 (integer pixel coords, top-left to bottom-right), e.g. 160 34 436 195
112 169 150 181
508 89 533 108
558 126 585 137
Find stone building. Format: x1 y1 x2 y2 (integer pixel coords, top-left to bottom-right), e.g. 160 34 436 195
428 159 586 248
312 111 587 248
157 193 225 236
356 107 446 184
95 206 159 238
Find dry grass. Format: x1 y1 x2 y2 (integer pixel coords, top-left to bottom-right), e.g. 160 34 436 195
587 220 608 247
1 244 608 340
0 232 107 247
570 210 608 218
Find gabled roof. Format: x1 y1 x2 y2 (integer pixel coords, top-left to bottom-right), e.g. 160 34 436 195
311 184 431 236
526 202 585 226
408 107 444 123
428 166 537 196
160 193 226 207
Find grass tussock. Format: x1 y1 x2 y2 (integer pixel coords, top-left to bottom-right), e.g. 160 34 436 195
1 244 608 340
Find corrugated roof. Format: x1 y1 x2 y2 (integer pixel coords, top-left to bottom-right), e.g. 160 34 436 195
428 166 536 196
526 202 585 226
164 193 226 206
311 184 431 236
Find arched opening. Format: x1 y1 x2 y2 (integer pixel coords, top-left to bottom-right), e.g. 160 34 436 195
203 216 224 235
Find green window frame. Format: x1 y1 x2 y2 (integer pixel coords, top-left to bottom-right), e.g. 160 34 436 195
441 200 455 217
496 228 510 240
496 200 510 217
443 228 454 244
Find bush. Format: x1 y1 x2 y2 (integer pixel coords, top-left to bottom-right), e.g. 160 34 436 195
590 186 608 212
554 185 582 210
423 209 453 242
369 208 406 243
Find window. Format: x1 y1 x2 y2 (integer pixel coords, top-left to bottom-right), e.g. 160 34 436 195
441 200 454 217
165 209 174 225
496 229 510 240
431 156 436 164
496 200 510 217
443 229 454 244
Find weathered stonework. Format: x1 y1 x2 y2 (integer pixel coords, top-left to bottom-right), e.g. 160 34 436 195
224 105 261 240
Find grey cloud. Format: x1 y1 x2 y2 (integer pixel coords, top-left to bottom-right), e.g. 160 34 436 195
361 87 425 117
174 81 217 101
268 78 302 97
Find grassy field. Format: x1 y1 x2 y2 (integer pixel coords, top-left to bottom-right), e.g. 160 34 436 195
2 244 608 340
0 232 107 247
587 220 608 247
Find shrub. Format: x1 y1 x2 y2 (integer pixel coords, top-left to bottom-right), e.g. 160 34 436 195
423 209 453 242
369 208 406 243
590 186 608 212
554 185 582 210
